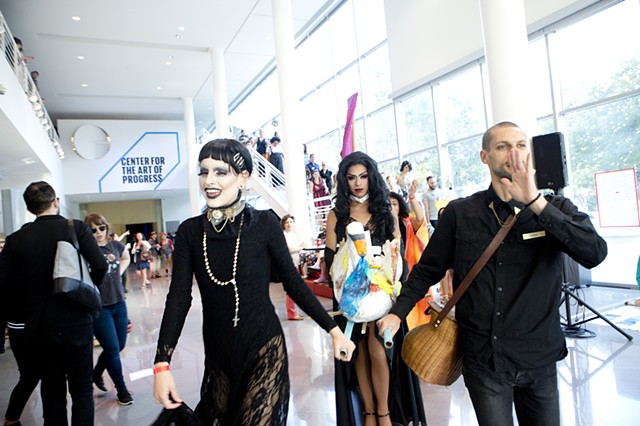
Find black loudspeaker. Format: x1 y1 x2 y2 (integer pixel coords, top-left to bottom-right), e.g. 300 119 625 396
532 132 568 191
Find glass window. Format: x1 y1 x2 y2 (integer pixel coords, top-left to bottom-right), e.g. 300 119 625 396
318 129 342 169
329 3 358 73
308 24 335 85
315 80 339 136
335 64 363 122
363 105 398 162
295 35 315 97
395 88 437 155
354 117 366 153
403 148 441 188
528 38 553 120
549 0 640 109
299 93 318 140
563 95 640 196
359 44 392 115
352 0 387 54
443 137 489 199
433 66 486 143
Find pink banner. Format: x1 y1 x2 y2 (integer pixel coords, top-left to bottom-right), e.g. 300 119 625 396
341 93 358 158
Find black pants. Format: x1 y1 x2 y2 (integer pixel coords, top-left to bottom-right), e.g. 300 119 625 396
39 323 95 426
5 327 40 421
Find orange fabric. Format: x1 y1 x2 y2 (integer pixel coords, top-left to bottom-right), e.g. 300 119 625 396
402 218 433 329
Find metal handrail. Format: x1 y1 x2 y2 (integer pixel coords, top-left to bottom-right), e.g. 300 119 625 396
0 10 63 158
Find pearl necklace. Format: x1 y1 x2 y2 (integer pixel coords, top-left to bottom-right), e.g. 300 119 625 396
203 213 244 327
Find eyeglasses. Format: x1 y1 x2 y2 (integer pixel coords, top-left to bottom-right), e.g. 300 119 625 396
91 225 107 234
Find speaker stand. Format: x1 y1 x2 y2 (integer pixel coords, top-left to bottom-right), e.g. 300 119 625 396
560 283 633 341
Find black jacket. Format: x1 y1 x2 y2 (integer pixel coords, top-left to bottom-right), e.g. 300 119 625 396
0 215 108 334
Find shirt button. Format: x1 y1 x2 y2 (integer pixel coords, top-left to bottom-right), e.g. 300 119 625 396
496 312 501 316
493 335 498 340
497 287 503 292
498 262 503 267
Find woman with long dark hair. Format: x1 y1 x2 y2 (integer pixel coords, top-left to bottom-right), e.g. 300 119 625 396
325 151 425 426
153 139 355 425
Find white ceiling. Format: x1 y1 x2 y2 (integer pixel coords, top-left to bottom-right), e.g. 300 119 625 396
0 0 334 200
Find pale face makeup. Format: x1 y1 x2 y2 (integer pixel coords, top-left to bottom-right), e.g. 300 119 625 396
198 157 248 209
346 164 369 198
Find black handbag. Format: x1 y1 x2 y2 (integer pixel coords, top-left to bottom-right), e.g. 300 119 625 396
150 402 201 426
52 219 102 312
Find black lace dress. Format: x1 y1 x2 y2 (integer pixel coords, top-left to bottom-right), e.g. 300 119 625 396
155 207 337 425
331 215 427 426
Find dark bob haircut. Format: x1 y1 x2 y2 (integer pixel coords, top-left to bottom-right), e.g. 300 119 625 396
198 138 253 175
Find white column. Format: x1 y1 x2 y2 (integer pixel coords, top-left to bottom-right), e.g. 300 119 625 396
479 0 536 132
211 47 231 139
183 97 202 217
271 0 312 241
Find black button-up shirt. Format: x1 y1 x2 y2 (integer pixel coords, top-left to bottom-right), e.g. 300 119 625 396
391 185 607 371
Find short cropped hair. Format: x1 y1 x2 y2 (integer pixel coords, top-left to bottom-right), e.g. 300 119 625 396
23 181 56 215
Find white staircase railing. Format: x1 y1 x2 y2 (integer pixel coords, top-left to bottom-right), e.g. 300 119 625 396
247 150 332 238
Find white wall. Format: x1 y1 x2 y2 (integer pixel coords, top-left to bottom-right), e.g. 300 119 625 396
384 0 602 99
57 119 189 196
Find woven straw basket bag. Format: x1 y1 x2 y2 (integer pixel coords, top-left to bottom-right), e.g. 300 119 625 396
401 301 463 386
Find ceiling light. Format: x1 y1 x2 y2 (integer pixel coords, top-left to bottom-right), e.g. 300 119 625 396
178 26 185 31
28 93 38 102
44 123 51 131
168 55 175 60
71 16 81 21
81 83 88 87
36 110 45 117
165 61 172 66
77 55 85 60
41 118 48 125
33 102 42 111
175 34 183 39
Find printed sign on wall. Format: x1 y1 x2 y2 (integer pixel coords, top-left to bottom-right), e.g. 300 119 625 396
99 132 180 193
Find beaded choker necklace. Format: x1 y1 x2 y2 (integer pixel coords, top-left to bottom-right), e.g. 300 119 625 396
203 213 244 327
206 198 245 233
350 194 369 203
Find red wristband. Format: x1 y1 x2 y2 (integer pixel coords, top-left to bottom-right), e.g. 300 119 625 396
409 195 416 200
153 365 170 374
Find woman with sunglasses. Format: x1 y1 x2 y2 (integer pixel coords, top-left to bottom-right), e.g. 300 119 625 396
84 213 133 405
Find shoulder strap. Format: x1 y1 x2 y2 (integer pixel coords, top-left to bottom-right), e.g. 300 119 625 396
67 218 85 281
434 214 516 327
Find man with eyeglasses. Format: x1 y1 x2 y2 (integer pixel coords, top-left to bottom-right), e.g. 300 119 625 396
0 181 107 425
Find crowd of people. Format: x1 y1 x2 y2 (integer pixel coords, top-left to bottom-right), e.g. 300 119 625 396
0 122 613 426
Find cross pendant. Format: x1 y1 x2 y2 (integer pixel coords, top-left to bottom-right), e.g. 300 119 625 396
233 316 239 327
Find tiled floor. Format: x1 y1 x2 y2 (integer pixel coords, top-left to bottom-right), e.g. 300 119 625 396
1 270 639 425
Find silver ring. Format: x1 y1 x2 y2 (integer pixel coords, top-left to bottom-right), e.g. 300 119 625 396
339 348 348 357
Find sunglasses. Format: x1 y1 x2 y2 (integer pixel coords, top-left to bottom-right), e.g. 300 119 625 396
91 225 107 234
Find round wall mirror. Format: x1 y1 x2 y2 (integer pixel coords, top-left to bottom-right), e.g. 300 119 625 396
70 124 111 160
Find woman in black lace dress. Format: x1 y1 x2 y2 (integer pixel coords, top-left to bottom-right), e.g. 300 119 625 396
325 151 426 426
153 139 355 425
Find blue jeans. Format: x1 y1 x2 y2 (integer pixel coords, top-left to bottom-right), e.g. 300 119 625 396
93 301 129 390
463 362 560 426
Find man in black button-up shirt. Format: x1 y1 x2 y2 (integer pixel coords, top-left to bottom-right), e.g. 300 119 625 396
379 122 607 426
